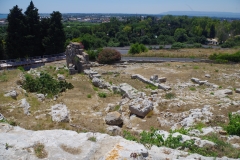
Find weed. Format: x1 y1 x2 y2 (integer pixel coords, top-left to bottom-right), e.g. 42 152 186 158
215 69 219 72
93 86 98 91
146 84 158 90
189 87 196 91
193 122 206 132
193 66 199 69
219 86 222 89
34 143 47 159
114 105 120 111
0 71 8 82
165 92 176 99
87 94 92 98
170 128 189 135
123 130 139 142
98 92 107 98
210 92 214 95
60 144 81 155
88 136 97 142
109 81 113 85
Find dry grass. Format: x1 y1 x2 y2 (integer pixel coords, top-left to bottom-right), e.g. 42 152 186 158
34 143 47 159
60 144 81 155
123 48 239 58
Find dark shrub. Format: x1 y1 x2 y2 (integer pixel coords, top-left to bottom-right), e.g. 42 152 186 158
97 48 121 64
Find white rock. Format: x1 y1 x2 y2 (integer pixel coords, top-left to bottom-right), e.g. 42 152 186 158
36 94 45 101
4 90 18 99
129 99 153 117
105 111 123 125
20 98 31 115
51 104 69 122
57 74 65 80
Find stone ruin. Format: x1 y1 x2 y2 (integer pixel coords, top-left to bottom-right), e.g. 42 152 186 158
65 42 90 75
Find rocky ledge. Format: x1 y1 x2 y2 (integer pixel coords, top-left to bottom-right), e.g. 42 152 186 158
0 123 237 160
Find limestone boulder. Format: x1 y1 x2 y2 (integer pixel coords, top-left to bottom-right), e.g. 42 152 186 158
106 126 122 136
92 77 103 87
51 104 70 122
105 111 123 125
20 98 31 115
235 88 240 93
129 99 153 117
36 94 45 101
4 90 18 99
0 113 4 121
57 74 65 81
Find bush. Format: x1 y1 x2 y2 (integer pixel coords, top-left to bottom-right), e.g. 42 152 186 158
225 113 240 136
22 72 74 98
209 51 240 62
171 42 186 49
98 92 107 98
97 48 121 64
128 43 148 54
87 48 102 61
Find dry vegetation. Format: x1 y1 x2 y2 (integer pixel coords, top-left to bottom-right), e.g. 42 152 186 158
123 48 240 58
0 55 240 135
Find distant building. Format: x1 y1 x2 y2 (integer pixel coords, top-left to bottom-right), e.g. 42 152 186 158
206 38 219 45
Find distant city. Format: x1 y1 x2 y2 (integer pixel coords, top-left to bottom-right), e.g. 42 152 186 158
0 11 240 25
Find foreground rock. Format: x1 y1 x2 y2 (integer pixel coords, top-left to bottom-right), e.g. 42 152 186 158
0 124 237 160
20 98 31 115
51 104 70 122
4 90 18 99
105 111 123 125
129 98 154 117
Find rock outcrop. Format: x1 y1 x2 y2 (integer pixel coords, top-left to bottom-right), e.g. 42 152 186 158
0 124 237 160
51 104 70 122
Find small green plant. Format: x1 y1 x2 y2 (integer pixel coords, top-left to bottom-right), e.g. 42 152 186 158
34 143 47 158
17 66 25 72
165 92 176 99
88 136 96 142
93 86 98 91
170 128 189 135
215 69 219 72
109 81 113 85
219 86 222 89
5 143 13 150
225 113 240 136
123 130 139 142
114 105 120 111
87 94 91 98
189 87 196 91
146 84 158 90
98 92 107 98
0 71 8 82
193 66 199 69
193 122 206 132
210 92 214 95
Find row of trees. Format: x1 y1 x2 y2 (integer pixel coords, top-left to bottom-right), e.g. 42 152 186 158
0 1 66 59
65 15 240 50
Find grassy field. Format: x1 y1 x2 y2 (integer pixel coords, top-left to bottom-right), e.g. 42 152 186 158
123 48 240 59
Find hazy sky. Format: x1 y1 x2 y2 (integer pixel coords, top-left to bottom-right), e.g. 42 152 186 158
0 0 240 14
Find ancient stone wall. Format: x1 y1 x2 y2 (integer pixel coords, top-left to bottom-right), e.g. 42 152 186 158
65 42 90 74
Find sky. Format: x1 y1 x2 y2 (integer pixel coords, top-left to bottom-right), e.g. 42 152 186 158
0 0 240 14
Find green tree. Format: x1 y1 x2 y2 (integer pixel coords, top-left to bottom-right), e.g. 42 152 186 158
6 5 26 59
174 28 188 42
209 24 216 38
24 1 41 57
43 11 66 54
0 39 5 59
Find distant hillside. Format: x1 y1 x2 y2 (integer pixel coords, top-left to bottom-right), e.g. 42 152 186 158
160 11 240 18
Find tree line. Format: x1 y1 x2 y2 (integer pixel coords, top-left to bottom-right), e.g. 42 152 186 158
0 1 66 59
65 15 240 50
